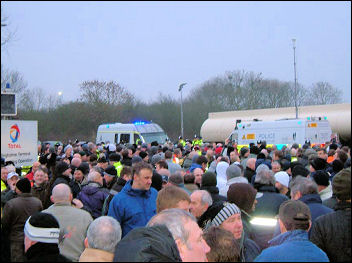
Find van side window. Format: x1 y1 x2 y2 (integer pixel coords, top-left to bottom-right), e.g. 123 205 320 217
115 134 119 144
120 134 130 144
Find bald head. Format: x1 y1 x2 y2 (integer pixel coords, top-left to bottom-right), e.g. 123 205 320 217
71 157 82 168
246 158 256 170
32 161 41 173
51 183 72 203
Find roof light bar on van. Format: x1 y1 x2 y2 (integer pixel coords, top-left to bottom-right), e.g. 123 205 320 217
134 121 146 125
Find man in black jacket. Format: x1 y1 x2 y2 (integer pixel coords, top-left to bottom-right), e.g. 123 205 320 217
310 168 351 262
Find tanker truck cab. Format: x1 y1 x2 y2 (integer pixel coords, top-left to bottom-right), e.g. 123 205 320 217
96 122 168 145
229 117 332 150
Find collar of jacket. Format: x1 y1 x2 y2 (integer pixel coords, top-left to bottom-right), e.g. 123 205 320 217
19 193 33 197
124 180 151 197
79 248 114 262
335 200 351 211
87 181 103 188
257 185 277 193
52 201 72 207
268 229 308 246
299 193 322 204
227 177 248 185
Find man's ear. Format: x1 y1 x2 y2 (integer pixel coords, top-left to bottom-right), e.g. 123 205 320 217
84 237 89 248
278 218 287 234
174 238 186 261
307 220 312 232
50 196 54 203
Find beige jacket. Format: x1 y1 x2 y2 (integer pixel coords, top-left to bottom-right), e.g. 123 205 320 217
79 248 114 262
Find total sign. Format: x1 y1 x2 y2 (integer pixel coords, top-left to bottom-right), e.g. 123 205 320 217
1 120 38 167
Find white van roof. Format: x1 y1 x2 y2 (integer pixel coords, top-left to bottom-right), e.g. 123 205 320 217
97 122 165 134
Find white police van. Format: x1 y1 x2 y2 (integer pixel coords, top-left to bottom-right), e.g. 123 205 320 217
228 117 332 150
96 121 168 145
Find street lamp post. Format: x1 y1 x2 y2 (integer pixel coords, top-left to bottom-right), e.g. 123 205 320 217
292 38 298 119
179 83 187 139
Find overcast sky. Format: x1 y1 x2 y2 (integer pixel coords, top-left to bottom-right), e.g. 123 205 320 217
2 1 351 103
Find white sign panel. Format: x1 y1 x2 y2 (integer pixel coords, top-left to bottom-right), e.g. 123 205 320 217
1 120 38 167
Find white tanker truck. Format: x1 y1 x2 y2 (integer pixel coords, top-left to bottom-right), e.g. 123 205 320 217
200 103 351 146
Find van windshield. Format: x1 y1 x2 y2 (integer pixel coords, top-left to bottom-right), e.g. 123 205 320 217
141 132 168 144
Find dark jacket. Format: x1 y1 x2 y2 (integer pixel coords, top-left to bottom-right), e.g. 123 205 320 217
102 177 127 216
31 182 49 206
255 230 329 262
51 175 71 193
77 182 109 219
2 193 42 242
239 232 261 262
108 180 158 238
322 194 338 209
25 242 70 262
121 157 132 167
244 167 256 183
299 194 333 223
251 184 289 250
310 201 351 262
114 225 182 262
69 176 88 198
200 185 227 203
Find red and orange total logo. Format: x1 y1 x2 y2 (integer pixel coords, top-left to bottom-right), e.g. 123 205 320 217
9 124 21 149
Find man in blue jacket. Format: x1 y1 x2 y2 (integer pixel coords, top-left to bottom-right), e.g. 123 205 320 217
254 200 329 262
108 162 157 237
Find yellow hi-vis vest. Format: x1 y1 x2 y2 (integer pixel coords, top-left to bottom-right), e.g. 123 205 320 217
113 162 123 177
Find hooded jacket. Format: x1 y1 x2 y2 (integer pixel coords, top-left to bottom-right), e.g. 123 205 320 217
254 230 329 262
77 182 109 219
108 180 157 238
113 225 182 262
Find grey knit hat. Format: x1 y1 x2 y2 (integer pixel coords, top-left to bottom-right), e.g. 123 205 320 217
210 202 241 227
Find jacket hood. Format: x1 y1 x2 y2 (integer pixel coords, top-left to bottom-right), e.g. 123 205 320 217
299 193 323 204
114 225 182 262
81 182 103 195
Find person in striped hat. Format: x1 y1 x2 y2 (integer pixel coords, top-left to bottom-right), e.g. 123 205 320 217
204 201 260 262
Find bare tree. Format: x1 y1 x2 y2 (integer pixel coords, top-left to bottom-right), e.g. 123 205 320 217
79 80 135 105
308 81 342 105
1 6 17 49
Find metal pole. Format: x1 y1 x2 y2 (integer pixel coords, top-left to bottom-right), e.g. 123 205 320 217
179 83 186 138
292 39 298 119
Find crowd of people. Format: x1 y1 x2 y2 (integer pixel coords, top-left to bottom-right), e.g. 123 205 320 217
1 137 351 262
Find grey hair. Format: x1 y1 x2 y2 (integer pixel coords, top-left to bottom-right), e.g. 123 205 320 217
87 216 122 253
87 169 101 182
194 190 213 207
255 164 275 186
147 208 196 247
289 176 318 196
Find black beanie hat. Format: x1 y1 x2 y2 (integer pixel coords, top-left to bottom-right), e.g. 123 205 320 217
55 161 70 175
139 151 148 160
201 172 217 187
292 165 310 178
309 157 327 171
16 178 31 193
151 170 163 191
77 162 90 175
332 159 344 173
312 170 330 187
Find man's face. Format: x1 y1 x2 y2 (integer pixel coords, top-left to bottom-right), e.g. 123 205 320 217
177 219 210 262
275 182 285 191
272 163 281 173
176 200 191 213
34 171 46 185
98 162 108 170
1 167 8 181
32 162 41 173
104 174 114 184
317 150 328 160
128 149 133 158
8 176 19 190
190 192 208 218
133 168 153 190
193 168 203 185
220 213 243 240
74 170 84 182
230 151 238 163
